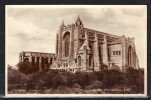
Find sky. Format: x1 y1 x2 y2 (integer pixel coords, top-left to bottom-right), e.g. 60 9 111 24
6 5 147 68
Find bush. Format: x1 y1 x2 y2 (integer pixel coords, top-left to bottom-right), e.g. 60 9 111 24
72 83 81 89
36 79 46 93
88 72 98 83
86 81 102 89
102 69 123 88
53 85 73 94
111 65 120 71
40 70 58 88
25 72 48 91
100 63 108 72
17 61 39 74
8 67 28 91
52 75 64 89
66 72 75 87
94 71 104 81
8 65 144 94
125 67 144 93
74 72 91 89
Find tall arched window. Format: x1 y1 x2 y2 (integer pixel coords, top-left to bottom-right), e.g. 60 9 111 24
89 55 93 66
41 57 44 70
24 58 29 62
49 58 52 65
128 46 133 66
63 32 70 57
98 45 102 63
89 43 93 52
89 44 94 67
108 46 111 62
32 56 35 65
78 56 81 66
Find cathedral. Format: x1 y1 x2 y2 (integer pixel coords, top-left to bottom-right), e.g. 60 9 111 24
19 15 139 72
51 15 139 72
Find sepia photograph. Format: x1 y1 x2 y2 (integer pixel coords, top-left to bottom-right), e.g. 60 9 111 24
5 5 147 97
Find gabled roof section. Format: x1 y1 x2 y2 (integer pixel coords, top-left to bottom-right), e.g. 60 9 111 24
79 32 91 51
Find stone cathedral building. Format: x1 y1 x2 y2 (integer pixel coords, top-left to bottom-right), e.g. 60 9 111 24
19 51 55 71
51 15 139 72
19 15 139 72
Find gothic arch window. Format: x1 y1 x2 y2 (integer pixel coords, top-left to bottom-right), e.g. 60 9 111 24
37 57 39 67
66 63 68 67
24 58 29 62
41 57 45 70
45 58 48 64
128 45 133 66
32 57 35 65
78 56 81 66
49 58 52 65
58 63 60 68
89 43 93 53
108 46 111 62
98 45 102 63
89 55 93 66
63 32 70 57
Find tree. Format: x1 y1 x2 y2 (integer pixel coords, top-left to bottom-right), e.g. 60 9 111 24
42 70 59 88
25 72 42 91
8 67 28 91
102 70 123 88
64 71 75 87
100 63 108 72
125 67 144 93
94 71 104 81
17 61 39 74
52 75 64 88
111 65 120 71
74 72 91 89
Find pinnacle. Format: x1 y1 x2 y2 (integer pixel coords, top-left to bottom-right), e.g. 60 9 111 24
61 20 65 26
76 15 81 22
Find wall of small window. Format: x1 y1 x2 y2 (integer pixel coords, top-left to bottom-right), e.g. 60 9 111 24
113 51 121 55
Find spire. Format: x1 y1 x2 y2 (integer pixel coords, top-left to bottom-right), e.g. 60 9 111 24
76 15 81 22
75 15 83 27
60 20 65 27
